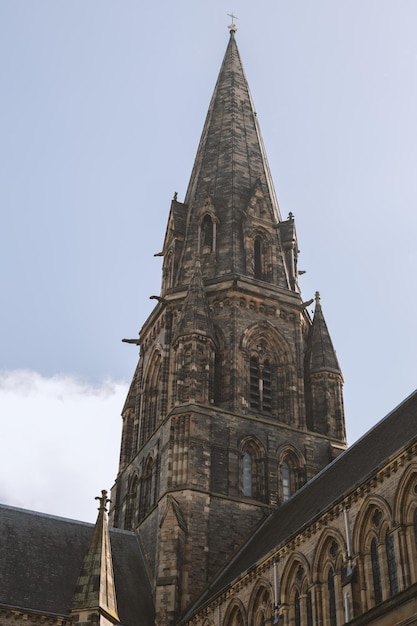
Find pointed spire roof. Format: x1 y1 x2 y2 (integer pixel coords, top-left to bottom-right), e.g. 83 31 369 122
71 491 120 624
174 259 215 341
184 29 281 221
306 292 342 376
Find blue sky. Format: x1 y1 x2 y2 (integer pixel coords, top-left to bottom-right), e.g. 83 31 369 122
1 1 416 522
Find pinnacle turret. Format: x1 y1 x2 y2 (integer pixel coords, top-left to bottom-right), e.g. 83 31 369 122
306 292 342 375
71 491 120 626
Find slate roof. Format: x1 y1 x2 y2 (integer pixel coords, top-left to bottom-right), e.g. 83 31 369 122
183 388 417 619
0 505 154 626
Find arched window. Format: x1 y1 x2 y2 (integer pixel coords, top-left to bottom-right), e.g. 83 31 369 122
249 585 273 626
240 440 266 502
281 461 291 502
140 352 161 445
242 452 252 496
386 530 398 596
294 590 301 626
371 537 382 605
414 509 417 545
200 214 215 252
250 356 272 414
139 456 155 520
254 236 263 279
306 591 313 626
328 568 337 626
124 474 138 530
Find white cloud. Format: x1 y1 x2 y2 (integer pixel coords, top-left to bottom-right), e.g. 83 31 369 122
0 370 127 523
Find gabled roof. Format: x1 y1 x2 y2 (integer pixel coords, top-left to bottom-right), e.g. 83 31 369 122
174 259 215 342
183 388 417 618
0 505 155 626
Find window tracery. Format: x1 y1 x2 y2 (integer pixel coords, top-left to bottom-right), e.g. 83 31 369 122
139 351 162 445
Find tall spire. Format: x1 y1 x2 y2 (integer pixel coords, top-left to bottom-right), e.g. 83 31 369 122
184 29 280 220
71 491 120 626
171 30 290 288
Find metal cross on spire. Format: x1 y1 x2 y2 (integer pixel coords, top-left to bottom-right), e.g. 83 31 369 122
227 12 238 33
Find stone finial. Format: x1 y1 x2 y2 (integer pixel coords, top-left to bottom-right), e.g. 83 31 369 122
95 490 110 513
315 291 321 303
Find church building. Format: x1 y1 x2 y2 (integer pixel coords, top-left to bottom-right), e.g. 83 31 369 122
1 24 417 626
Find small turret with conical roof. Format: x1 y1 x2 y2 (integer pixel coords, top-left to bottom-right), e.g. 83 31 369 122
305 293 346 447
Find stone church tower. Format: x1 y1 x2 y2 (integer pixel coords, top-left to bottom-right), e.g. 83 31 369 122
109 26 346 625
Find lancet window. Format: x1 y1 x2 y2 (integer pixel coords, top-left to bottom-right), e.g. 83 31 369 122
242 452 253 497
386 530 398 596
250 356 272 414
279 449 305 503
327 568 337 626
252 232 272 282
139 455 156 520
198 213 216 253
139 351 161 445
371 537 382 605
240 439 266 502
124 473 138 530
414 509 417 545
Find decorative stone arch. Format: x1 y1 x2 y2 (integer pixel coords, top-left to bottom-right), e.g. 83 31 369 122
241 322 295 421
311 529 345 626
277 444 306 503
393 463 417 584
353 495 395 608
239 435 267 502
247 579 274 626
352 495 393 554
281 553 313 626
223 598 247 626
139 346 163 445
281 552 312 598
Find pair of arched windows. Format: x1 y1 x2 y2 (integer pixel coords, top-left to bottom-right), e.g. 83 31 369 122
240 443 304 504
